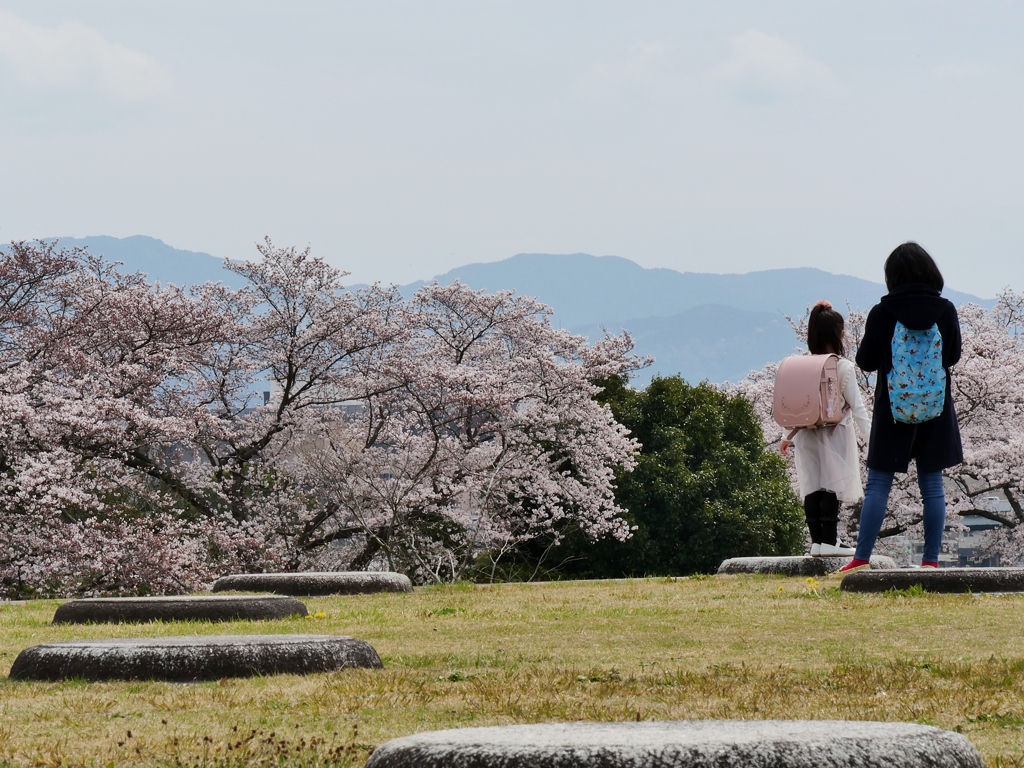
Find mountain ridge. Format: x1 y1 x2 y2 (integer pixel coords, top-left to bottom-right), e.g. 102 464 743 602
412 252 986 328
40 235 249 289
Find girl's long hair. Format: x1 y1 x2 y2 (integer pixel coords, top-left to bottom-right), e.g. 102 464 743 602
884 241 944 292
808 300 845 357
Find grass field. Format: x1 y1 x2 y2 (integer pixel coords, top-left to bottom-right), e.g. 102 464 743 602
2 576 1024 767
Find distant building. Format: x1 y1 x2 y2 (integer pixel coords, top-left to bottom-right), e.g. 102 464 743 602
951 515 1005 567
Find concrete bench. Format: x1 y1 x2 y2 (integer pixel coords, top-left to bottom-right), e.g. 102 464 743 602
717 555 896 577
840 567 1024 593
364 721 982 768
8 634 382 682
213 571 413 596
51 595 308 624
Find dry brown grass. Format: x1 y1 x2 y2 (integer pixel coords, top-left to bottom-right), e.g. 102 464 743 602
2 576 1024 766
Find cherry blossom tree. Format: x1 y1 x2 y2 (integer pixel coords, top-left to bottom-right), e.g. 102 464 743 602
734 292 1024 564
0 240 228 596
294 281 643 583
0 239 643 595
943 292 1024 563
154 239 409 572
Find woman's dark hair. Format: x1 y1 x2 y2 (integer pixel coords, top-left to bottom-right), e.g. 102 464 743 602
808 301 845 357
884 242 944 292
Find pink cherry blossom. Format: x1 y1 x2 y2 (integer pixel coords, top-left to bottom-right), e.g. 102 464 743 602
0 239 644 596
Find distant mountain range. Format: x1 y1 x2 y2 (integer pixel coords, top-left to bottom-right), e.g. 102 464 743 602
400 253 989 383
46 235 249 288
409 253 987 326
17 236 992 385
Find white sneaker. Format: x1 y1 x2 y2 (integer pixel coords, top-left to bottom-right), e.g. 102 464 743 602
809 543 821 557
819 542 856 557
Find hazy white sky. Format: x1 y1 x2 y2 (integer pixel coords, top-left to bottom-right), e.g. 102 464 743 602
1 2 1022 296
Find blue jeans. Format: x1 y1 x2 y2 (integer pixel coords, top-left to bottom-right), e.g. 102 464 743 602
855 466 946 563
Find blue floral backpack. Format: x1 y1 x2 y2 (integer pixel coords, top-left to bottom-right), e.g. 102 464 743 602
887 321 946 424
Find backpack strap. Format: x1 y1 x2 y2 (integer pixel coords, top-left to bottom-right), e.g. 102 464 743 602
835 358 853 428
837 357 851 401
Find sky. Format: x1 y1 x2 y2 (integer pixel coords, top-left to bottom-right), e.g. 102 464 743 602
1 2 1023 297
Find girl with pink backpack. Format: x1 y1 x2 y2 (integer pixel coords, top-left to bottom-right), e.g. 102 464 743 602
780 301 871 556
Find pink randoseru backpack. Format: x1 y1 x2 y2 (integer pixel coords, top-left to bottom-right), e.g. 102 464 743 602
773 353 844 432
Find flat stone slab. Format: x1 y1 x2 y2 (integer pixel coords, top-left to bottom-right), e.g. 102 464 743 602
841 567 1024 593
213 571 413 596
717 555 897 577
364 721 982 768
51 595 308 624
8 634 382 682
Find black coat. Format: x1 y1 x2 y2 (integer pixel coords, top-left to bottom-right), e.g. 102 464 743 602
855 283 963 474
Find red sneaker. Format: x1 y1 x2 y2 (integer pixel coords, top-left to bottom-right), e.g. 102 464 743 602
920 561 939 569
838 558 871 576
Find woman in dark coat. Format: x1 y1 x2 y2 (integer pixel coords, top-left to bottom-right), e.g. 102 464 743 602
839 242 963 574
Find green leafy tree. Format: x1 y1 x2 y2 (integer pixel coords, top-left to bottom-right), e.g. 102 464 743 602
518 375 804 578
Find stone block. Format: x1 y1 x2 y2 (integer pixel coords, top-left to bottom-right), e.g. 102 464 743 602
840 567 1024 593
9 634 382 682
213 571 413 596
716 555 896 577
51 595 308 624
364 721 982 768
